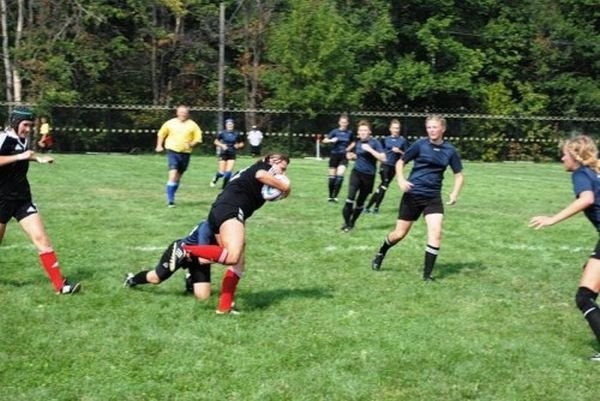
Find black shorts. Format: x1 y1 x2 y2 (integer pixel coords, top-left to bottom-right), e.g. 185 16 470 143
208 204 245 233
186 258 211 283
219 152 237 161
0 198 38 224
591 240 600 260
397 192 443 221
328 153 348 169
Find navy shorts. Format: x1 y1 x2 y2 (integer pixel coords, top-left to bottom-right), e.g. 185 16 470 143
328 153 348 169
397 192 443 221
0 199 38 224
166 150 191 173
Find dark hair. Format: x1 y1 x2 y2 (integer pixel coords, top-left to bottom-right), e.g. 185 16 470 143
263 153 290 165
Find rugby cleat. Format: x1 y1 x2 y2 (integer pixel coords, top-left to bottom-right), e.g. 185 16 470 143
371 253 384 271
58 279 81 294
123 273 136 288
589 352 600 361
423 275 436 282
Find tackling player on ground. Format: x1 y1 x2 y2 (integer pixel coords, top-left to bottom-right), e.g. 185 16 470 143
371 114 464 280
124 220 216 300
0 107 80 294
530 135 600 361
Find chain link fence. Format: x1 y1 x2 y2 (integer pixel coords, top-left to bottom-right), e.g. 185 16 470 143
3 103 599 161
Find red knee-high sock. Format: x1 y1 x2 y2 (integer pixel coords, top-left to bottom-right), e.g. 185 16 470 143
39 250 65 292
218 268 241 312
183 245 228 264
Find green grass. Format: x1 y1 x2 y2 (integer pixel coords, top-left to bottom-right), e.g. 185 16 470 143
0 154 597 400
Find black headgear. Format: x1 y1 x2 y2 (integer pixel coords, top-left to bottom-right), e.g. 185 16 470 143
10 106 34 130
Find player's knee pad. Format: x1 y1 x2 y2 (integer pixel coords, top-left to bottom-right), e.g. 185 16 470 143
575 286 599 315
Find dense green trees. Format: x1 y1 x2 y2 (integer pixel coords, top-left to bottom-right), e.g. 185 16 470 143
1 0 598 118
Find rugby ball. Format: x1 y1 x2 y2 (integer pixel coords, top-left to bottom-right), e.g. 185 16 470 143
261 174 290 201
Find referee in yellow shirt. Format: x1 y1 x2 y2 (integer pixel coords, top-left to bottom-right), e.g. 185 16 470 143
155 105 202 207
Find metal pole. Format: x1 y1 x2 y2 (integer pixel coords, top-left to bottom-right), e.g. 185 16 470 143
217 2 225 132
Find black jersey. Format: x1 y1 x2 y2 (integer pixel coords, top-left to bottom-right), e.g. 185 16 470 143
211 160 271 220
0 130 31 200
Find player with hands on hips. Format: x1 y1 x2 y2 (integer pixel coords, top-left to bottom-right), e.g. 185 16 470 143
529 135 600 361
0 106 80 294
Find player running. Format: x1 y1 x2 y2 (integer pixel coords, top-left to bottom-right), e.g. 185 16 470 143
365 119 408 214
371 114 464 280
529 135 600 361
0 106 80 294
210 118 245 189
341 119 386 232
155 104 203 208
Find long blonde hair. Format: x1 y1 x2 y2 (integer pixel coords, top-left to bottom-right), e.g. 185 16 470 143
562 135 600 173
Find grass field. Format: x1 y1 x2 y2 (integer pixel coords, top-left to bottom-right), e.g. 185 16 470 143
0 153 598 400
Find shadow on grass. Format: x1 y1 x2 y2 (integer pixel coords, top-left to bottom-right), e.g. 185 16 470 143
0 278 35 287
241 286 333 311
435 261 487 279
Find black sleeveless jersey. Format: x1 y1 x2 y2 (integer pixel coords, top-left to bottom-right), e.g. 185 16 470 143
0 130 31 200
211 161 272 220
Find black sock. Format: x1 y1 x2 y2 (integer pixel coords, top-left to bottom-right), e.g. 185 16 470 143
328 176 335 198
342 201 353 226
423 244 440 278
132 270 150 285
333 176 344 197
350 207 363 226
576 287 600 344
378 236 393 256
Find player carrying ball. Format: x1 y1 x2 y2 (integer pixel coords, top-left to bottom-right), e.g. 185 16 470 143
0 107 80 294
171 153 291 314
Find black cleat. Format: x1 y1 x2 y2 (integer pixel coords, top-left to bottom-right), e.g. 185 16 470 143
123 273 136 288
58 279 81 294
372 253 384 270
423 275 436 282
590 352 600 361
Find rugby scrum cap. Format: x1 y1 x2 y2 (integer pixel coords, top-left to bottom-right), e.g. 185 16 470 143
225 118 234 123
10 106 34 130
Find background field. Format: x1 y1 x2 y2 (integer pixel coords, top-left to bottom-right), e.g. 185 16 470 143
0 154 597 400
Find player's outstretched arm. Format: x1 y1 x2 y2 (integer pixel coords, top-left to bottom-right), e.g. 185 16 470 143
529 190 594 229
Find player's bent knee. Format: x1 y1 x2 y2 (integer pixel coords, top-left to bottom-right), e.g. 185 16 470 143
193 284 211 300
575 286 598 313
155 264 174 282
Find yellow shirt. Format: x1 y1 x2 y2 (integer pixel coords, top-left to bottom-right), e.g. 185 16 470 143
157 118 203 153
40 122 50 135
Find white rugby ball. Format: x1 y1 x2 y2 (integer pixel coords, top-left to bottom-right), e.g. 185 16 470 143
261 174 290 201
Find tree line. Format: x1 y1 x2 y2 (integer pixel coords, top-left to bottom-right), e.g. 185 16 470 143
1 1 598 133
